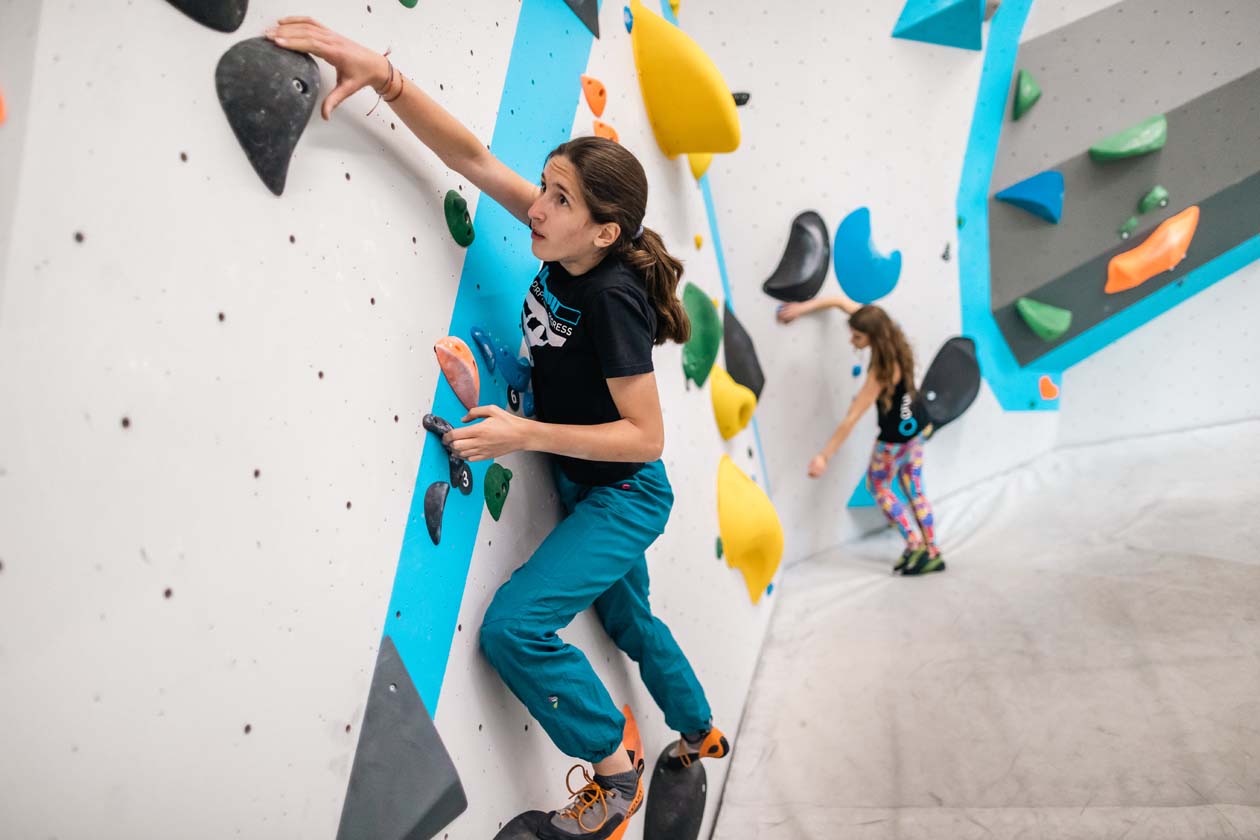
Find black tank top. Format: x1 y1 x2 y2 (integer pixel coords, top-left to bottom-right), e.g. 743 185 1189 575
876 377 927 443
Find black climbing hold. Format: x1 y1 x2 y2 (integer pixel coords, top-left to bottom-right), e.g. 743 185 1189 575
644 743 707 840
492 811 550 839
563 0 600 38
422 413 454 438
732 92 750 106
423 482 450 545
335 637 467 840
165 0 248 32
761 211 830 302
723 304 765 399
506 387 522 413
215 38 320 196
913 336 980 437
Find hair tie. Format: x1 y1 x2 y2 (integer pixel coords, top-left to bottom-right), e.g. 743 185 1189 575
633 224 645 239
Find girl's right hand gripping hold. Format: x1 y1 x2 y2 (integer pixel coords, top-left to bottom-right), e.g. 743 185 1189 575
265 18 390 119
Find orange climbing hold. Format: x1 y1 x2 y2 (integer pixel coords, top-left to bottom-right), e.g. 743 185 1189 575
593 119 620 143
1038 375 1059 401
1106 206 1199 294
580 74 606 118
434 336 480 410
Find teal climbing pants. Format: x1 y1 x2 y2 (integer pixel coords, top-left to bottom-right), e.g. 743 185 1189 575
479 458 713 762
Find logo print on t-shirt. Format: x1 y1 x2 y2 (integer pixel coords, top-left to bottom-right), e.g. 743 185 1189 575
523 265 582 350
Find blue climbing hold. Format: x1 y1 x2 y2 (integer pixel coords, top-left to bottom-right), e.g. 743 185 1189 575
496 348 532 392
623 5 633 33
522 392 535 417
851 364 862 378
995 170 1064 224
766 583 775 596
892 0 984 51
469 327 496 374
833 207 901 304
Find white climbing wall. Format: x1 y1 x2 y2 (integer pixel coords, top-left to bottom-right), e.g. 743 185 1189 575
0 2 771 839
684 0 1059 562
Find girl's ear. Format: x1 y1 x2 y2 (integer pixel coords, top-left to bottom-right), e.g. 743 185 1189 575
592 221 621 249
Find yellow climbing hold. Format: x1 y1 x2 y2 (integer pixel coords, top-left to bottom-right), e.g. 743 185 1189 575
669 0 681 14
695 234 704 250
688 153 713 180
629 0 740 156
710 366 756 440
717 456 783 605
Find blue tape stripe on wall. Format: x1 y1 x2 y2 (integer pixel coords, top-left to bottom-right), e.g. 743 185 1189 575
958 0 1260 409
661 1 773 496
384 0 598 714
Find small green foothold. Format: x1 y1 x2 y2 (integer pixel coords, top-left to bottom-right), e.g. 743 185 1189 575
681 282 722 387
1015 297 1072 342
1137 185 1170 215
444 189 475 247
484 463 513 521
1118 216 1140 239
1012 69 1041 121
1089 115 1167 162
956 215 966 230
399 0 418 7
716 537 724 559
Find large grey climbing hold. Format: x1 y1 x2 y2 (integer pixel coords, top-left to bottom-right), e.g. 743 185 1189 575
336 636 467 840
762 211 830 302
166 0 248 32
215 38 320 196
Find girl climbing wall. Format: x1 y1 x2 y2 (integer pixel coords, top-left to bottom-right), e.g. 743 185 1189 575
778 295 945 576
265 17 729 839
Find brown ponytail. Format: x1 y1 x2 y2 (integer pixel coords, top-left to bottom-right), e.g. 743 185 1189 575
545 136 691 345
848 305 916 412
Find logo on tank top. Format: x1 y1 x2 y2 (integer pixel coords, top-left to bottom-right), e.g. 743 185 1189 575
522 264 582 349
898 392 919 437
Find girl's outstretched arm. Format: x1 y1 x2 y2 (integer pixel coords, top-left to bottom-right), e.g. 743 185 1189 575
776 293 862 324
266 17 539 225
808 373 880 477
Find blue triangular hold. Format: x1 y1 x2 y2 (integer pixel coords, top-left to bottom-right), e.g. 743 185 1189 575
892 0 984 51
847 473 911 509
995 170 1064 224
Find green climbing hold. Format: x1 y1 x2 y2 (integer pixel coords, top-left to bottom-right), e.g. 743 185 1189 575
399 0 417 6
1015 297 1072 342
444 189 475 247
956 215 966 229
1089 115 1167 162
1118 216 1140 239
1012 69 1041 121
681 282 722 387
716 536 724 559
484 463 513 521
1137 185 1170 215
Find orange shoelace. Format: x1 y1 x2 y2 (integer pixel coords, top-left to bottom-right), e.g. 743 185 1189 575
557 765 610 833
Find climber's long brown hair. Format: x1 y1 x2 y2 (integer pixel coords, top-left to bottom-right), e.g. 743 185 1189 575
849 305 916 412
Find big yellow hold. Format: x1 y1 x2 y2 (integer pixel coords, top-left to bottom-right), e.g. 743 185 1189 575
717 456 783 605
629 0 740 156
710 366 755 440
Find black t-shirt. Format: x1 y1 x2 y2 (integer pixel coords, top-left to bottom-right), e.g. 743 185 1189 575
876 377 928 443
520 256 657 485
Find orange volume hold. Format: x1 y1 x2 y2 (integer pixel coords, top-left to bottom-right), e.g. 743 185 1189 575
1105 206 1199 294
593 119 620 143
433 336 480 410
581 74 607 118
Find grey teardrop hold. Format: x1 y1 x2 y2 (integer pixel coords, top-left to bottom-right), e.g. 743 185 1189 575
424 482 450 545
166 0 248 32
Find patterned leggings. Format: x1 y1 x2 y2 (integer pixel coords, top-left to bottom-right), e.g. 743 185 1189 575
867 437 938 555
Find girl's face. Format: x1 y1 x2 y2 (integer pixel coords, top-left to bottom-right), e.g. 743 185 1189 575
850 328 871 350
527 156 619 266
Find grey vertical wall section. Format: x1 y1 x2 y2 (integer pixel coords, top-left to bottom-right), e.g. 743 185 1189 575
337 637 467 840
0 0 44 318
987 0 1260 366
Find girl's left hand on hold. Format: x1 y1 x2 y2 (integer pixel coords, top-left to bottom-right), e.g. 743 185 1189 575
444 406 530 461
807 454 829 479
